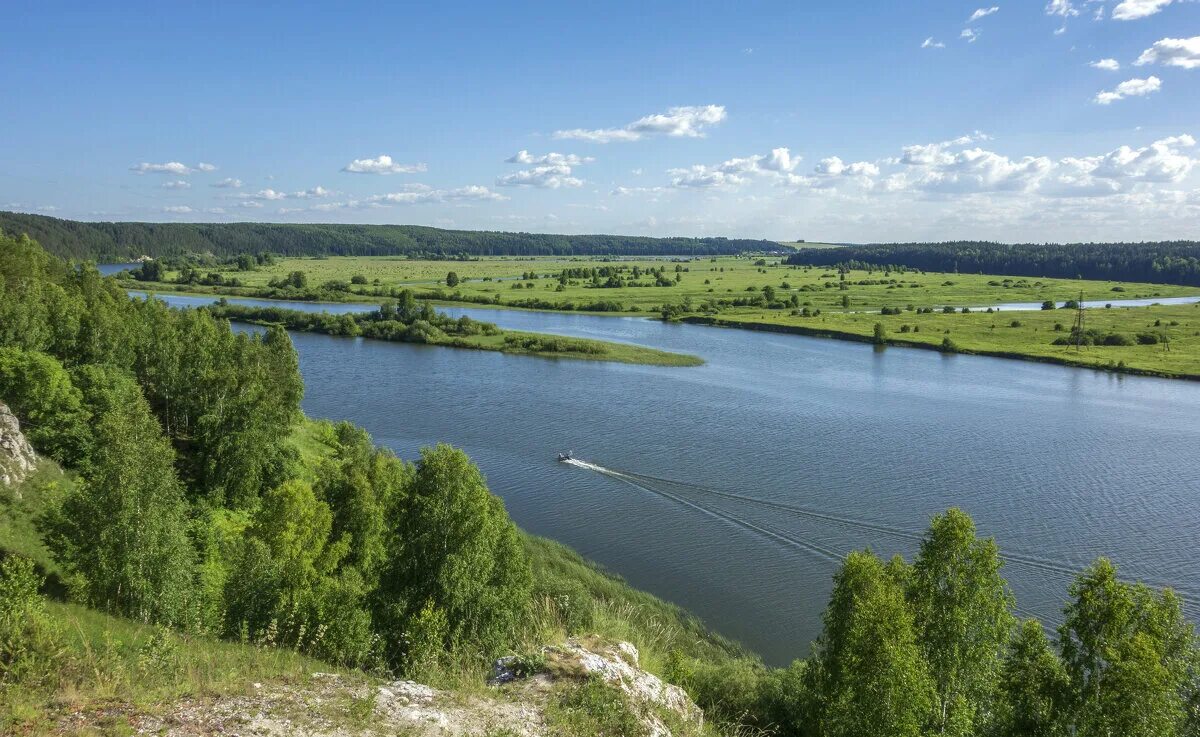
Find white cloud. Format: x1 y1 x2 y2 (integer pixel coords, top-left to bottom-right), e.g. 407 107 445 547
162 205 193 214
239 201 264 209
293 185 508 212
1084 134 1197 182
1135 36 1200 69
130 161 194 175
161 180 191 189
813 157 881 178
611 185 668 197
1045 0 1079 17
290 186 334 199
341 155 428 174
1112 0 1173 20
211 178 243 188
879 132 1197 198
1054 25 1068 35
1090 58 1121 70
371 185 506 205
968 6 1000 22
505 150 594 166
234 186 334 201
1094 75 1162 104
669 147 801 189
922 37 946 49
196 162 217 172
554 105 727 143
498 165 584 188
500 150 593 188
961 28 979 43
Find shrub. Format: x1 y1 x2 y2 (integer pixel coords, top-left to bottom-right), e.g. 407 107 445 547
0 555 60 687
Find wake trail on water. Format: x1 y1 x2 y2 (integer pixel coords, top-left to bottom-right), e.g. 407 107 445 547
561 459 1200 613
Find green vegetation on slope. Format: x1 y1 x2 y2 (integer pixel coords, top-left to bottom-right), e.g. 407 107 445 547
0 210 776 260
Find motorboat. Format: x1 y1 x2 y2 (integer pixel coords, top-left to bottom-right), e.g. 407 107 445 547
557 451 573 462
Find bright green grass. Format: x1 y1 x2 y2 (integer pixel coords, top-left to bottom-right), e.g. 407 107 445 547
133 256 1198 316
703 302 1200 379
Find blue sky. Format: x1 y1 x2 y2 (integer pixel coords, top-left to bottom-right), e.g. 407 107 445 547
2 0 1198 242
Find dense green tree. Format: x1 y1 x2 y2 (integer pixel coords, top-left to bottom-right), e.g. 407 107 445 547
316 422 412 586
46 389 195 626
0 347 90 464
993 619 1070 737
373 444 531 669
1059 558 1196 737
446 271 460 287
908 508 1015 736
807 550 934 737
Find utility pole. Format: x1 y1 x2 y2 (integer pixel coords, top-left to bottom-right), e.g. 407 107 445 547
1071 290 1086 351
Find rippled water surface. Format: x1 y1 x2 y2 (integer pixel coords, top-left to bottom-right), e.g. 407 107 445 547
143 291 1200 664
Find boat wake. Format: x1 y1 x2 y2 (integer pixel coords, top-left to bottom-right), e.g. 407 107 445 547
558 456 1200 618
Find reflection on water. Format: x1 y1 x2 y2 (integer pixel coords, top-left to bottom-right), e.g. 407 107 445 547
142 291 1200 664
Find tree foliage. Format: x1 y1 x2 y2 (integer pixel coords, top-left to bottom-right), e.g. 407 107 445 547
787 240 1200 287
0 211 775 260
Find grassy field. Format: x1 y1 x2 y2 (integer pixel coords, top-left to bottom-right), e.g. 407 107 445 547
121 255 1200 379
701 301 1200 378
129 255 1198 316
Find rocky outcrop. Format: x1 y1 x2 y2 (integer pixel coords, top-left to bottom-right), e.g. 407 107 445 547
84 638 703 736
0 401 37 493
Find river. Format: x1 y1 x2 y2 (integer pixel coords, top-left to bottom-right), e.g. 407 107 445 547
138 290 1200 665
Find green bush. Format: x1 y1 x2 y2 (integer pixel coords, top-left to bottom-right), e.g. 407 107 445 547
0 555 60 687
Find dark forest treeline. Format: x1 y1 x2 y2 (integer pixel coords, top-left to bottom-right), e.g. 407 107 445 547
787 241 1200 287
0 211 774 260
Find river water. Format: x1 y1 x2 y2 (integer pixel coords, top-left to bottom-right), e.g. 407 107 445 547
138 291 1200 665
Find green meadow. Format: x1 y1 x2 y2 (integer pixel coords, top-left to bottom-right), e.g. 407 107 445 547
131 255 1197 315
122 255 1200 379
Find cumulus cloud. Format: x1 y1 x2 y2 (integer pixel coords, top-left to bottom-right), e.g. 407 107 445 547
1135 36 1200 69
879 132 1197 197
234 186 334 201
290 186 334 199
505 150 593 166
238 201 264 209
669 147 801 189
1090 58 1121 70
554 105 726 143
197 162 217 172
211 178 243 188
497 165 583 188
1094 75 1162 104
130 161 195 175
961 28 979 43
162 205 193 213
341 155 428 174
968 6 1000 22
499 150 593 188
813 157 881 177
1112 0 1173 20
922 37 946 48
161 180 191 189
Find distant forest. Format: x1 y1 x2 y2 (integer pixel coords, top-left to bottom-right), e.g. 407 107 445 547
0 211 776 260
787 241 1200 287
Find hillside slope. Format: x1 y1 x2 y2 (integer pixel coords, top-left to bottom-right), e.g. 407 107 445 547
0 211 776 260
